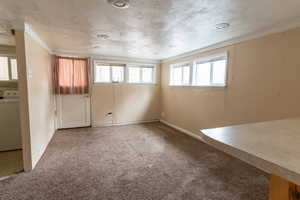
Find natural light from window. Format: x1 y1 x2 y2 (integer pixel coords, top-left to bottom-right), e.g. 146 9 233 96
141 67 153 83
94 63 155 84
170 53 227 87
95 65 110 83
128 67 140 83
111 66 124 82
0 56 18 81
0 57 9 81
212 60 226 84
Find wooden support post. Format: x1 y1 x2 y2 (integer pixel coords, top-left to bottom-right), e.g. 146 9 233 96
269 175 300 200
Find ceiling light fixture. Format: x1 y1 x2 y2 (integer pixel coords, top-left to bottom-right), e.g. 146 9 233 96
215 23 230 30
96 34 109 40
107 0 130 9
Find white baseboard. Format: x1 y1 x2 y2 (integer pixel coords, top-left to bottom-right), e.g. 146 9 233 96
93 119 160 128
160 120 203 141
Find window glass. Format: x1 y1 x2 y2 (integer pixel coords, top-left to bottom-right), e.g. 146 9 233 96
193 63 211 86
93 62 156 84
212 60 226 84
95 65 110 83
0 57 9 81
171 67 182 85
141 67 153 83
10 58 18 80
182 65 190 85
128 67 140 83
111 66 124 82
170 53 227 87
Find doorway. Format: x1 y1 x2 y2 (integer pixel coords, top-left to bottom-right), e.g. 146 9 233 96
0 32 23 178
54 56 91 129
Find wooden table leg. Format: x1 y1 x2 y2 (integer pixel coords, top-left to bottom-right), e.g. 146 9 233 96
269 174 300 200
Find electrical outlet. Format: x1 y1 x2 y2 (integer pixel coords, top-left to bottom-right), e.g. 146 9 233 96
161 112 165 117
106 112 113 116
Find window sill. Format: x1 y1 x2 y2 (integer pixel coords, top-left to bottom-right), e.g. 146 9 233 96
169 85 226 89
0 80 18 83
93 82 157 86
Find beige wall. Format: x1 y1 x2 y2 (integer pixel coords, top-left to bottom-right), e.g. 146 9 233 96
92 62 160 126
22 32 55 168
161 27 300 135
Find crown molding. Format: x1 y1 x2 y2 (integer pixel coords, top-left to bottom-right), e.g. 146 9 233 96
10 23 25 31
10 22 53 54
52 50 161 64
161 19 300 63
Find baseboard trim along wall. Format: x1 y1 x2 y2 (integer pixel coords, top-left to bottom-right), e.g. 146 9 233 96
93 119 160 128
160 120 204 141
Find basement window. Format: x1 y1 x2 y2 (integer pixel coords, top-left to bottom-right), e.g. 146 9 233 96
169 62 192 86
169 52 228 87
128 65 155 84
94 61 156 85
94 63 125 83
0 56 18 81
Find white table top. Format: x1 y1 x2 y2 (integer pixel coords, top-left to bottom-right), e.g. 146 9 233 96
200 118 300 185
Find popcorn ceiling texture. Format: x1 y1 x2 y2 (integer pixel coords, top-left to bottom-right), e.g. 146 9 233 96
0 123 268 200
1 0 300 59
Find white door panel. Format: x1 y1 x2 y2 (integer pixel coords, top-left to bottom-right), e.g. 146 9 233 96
57 95 91 129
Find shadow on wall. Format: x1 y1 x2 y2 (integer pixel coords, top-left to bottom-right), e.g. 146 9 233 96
113 84 160 123
92 84 160 126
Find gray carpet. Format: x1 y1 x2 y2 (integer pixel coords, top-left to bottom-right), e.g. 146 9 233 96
0 123 269 200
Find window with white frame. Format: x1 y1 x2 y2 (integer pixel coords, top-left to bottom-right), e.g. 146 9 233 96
0 56 18 81
128 65 155 84
169 62 192 86
94 63 125 83
170 53 228 87
94 61 156 84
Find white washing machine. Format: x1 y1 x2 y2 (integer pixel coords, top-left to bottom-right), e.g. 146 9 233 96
0 90 22 151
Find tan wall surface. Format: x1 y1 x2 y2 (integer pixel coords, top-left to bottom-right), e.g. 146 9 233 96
161 27 300 135
92 63 160 126
24 33 56 168
92 84 160 126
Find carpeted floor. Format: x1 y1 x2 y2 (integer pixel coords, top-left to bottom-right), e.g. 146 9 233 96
0 122 269 200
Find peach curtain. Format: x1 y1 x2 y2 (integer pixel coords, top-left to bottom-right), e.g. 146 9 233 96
53 56 89 94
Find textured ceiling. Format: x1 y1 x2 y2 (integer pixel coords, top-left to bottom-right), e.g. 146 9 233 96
1 0 300 60
0 24 14 46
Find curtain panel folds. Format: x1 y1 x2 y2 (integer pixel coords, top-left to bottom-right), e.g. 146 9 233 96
53 56 89 95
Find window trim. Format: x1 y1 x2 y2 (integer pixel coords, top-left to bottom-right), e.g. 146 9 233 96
93 62 126 84
127 64 156 85
169 52 228 88
169 61 193 86
93 60 157 85
0 55 18 82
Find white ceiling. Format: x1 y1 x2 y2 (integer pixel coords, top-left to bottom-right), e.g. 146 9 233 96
1 0 300 60
0 24 14 46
